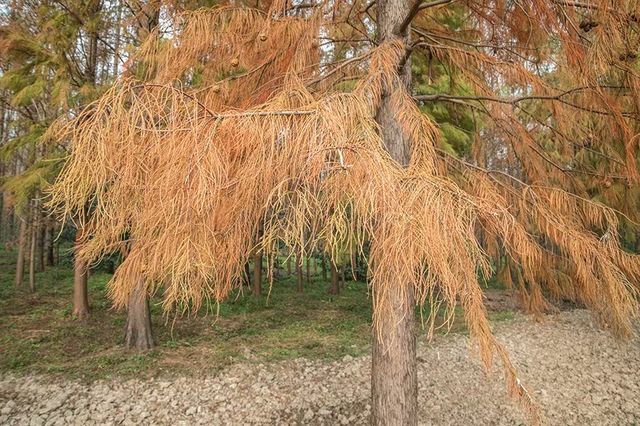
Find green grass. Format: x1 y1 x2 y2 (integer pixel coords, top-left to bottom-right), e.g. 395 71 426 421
0 249 516 381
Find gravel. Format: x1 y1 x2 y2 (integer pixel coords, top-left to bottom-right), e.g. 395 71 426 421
0 310 638 425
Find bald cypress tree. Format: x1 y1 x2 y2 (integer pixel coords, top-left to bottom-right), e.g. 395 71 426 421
48 0 640 423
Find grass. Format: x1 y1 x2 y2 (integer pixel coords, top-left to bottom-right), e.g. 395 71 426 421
0 249 516 381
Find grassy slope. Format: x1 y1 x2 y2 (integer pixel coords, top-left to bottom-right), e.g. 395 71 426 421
0 249 513 381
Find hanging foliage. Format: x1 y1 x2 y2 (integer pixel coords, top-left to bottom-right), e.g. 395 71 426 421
46 1 640 420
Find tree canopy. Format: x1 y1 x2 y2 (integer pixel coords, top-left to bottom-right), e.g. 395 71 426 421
4 0 637 420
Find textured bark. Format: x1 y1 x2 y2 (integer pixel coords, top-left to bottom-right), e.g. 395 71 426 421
72 232 89 319
328 259 340 295
253 251 262 296
371 0 418 422
15 216 27 288
83 0 100 84
371 287 417 425
125 284 154 350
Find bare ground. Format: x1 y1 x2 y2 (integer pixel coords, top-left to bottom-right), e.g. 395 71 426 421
1 310 639 425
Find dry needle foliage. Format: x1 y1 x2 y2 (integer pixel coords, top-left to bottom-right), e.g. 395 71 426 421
47 0 640 419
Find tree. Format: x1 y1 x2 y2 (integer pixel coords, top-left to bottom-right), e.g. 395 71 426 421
0 0 117 313
48 0 640 423
122 0 163 351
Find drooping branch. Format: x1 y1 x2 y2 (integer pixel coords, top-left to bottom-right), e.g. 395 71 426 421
414 93 640 120
395 0 456 35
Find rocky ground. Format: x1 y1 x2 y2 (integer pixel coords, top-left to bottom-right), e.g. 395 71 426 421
1 310 639 425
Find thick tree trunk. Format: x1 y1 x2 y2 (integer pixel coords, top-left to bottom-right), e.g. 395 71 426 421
253 251 262 296
371 287 417 425
15 215 27 288
371 0 418 423
125 284 154 350
72 232 89 319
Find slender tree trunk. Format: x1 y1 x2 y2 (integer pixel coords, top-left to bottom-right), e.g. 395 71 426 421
28 205 36 293
70 0 102 320
253 251 262 296
15 215 27 288
321 254 328 281
45 220 55 267
0 165 4 245
305 255 311 284
328 259 339 295
1 191 12 244
55 233 60 266
295 254 303 292
287 255 292 276
36 209 45 272
112 0 122 78
72 231 89 319
244 261 252 289
125 283 154 350
0 101 5 244
371 0 418 423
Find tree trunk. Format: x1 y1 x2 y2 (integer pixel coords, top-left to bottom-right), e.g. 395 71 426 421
15 215 27 288
253 251 262 296
36 209 45 272
295 254 303 292
112 0 122 78
0 101 5 244
1 191 13 244
305 256 311 284
371 0 418 422
287 255 292 276
244 261 252 289
328 259 339 295
72 232 89 319
125 283 154 350
28 206 36 293
321 254 328 281
371 286 417 425
45 220 55 267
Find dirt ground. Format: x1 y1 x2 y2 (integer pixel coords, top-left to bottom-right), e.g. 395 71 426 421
1 309 639 425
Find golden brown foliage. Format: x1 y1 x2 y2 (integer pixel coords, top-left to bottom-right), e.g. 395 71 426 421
47 1 640 420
